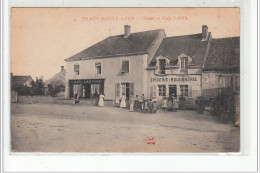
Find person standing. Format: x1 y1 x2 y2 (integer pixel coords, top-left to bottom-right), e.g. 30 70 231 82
144 99 149 113
120 93 127 108
134 95 139 111
148 99 153 113
153 100 157 113
161 97 168 112
98 93 105 107
167 95 173 111
140 94 145 111
129 95 134 112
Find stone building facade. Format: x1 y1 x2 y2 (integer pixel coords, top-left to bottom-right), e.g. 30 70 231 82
64 25 240 108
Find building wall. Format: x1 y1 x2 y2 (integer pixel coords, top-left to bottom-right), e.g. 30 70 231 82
147 69 202 108
65 54 148 100
24 78 33 87
202 71 240 99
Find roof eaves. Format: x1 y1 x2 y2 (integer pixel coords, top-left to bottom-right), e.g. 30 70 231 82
65 51 148 62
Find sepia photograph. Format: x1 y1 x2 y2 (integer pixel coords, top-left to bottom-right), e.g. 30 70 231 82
10 8 240 152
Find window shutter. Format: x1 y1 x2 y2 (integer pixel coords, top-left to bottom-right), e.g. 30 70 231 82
130 83 134 97
188 85 193 98
115 83 121 103
153 85 156 97
150 86 153 98
122 61 129 73
115 83 120 97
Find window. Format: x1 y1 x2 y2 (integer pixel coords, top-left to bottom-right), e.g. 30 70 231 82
158 59 166 74
74 64 79 75
181 57 188 69
158 85 166 96
121 83 134 99
91 84 101 98
122 60 129 73
95 62 101 75
180 85 188 96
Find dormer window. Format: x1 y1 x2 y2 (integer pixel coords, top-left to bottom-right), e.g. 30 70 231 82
181 57 188 69
158 59 166 74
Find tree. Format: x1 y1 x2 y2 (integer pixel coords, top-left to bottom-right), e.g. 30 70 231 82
31 76 45 95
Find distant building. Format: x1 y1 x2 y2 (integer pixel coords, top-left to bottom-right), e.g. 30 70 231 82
45 66 66 96
45 66 66 89
64 25 240 108
202 37 240 99
11 74 34 95
11 74 33 90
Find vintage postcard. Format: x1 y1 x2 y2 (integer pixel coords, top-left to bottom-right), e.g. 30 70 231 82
10 8 240 152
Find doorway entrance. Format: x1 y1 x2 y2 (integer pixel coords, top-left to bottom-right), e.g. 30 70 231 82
168 85 177 97
121 83 130 99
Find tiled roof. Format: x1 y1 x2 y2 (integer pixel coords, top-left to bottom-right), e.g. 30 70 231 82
148 33 210 67
11 76 32 86
45 70 66 87
65 29 163 61
203 37 240 71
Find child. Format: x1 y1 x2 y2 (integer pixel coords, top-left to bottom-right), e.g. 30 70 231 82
161 97 168 112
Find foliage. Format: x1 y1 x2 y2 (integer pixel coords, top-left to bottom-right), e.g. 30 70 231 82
13 76 46 96
31 77 46 95
47 84 65 97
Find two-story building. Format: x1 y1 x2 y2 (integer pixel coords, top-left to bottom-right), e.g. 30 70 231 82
65 25 165 103
64 25 240 109
146 25 211 108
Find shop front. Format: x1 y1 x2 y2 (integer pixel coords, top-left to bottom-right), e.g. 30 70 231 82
69 79 104 99
149 75 202 108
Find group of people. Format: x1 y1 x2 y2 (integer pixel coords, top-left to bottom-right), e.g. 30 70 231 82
161 95 180 112
119 94 157 113
78 92 182 113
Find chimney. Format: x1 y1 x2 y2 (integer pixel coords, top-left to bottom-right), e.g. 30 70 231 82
124 25 131 38
61 66 64 71
201 25 208 41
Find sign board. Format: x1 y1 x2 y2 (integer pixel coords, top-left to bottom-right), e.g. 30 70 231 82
150 77 198 83
70 79 104 84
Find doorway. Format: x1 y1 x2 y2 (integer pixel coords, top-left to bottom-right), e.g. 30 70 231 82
121 83 130 99
83 84 91 99
168 85 177 97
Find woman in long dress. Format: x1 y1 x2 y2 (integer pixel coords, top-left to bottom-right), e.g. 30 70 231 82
98 93 104 107
120 93 126 108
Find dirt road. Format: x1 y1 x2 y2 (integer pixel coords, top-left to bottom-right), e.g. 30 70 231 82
11 103 239 152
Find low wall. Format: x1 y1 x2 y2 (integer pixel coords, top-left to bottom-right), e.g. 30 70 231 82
17 95 114 106
11 91 18 103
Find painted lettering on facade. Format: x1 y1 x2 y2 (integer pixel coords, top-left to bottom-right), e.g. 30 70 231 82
150 77 198 83
70 79 104 84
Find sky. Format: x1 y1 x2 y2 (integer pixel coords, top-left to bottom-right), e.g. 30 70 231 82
10 8 240 80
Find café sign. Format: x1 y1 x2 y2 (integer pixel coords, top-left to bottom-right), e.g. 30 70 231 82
70 79 104 84
150 77 198 82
